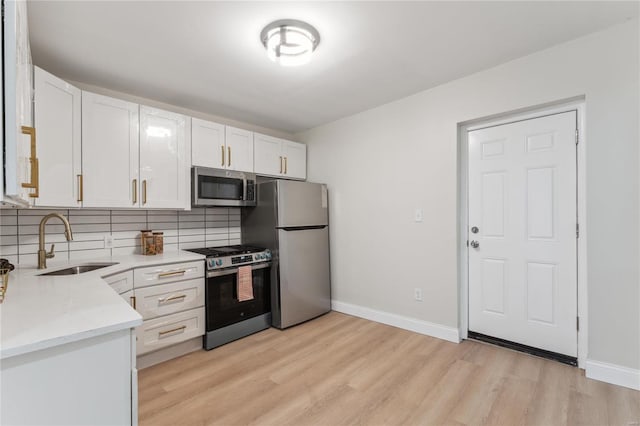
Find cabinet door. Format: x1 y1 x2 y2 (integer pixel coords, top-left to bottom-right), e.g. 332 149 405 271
282 140 307 180
140 106 190 209
2 0 34 206
82 92 139 208
191 118 225 168
33 67 81 207
225 126 254 172
254 133 283 177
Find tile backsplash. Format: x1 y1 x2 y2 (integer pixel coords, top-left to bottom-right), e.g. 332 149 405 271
0 208 241 266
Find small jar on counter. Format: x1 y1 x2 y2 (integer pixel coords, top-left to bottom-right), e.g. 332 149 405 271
153 232 164 254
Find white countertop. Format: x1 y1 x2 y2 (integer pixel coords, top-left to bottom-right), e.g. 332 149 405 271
0 251 205 359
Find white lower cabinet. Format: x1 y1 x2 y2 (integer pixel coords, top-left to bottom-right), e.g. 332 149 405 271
0 328 136 426
136 307 205 355
106 261 206 359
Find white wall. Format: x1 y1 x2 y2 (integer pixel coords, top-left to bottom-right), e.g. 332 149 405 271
297 20 639 370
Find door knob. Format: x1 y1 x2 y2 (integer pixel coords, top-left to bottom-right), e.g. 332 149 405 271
471 226 479 234
470 240 480 249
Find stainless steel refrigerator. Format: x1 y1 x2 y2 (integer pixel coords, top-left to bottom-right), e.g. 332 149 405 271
242 179 331 329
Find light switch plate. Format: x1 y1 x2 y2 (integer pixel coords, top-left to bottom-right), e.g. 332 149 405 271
414 208 423 222
104 234 114 249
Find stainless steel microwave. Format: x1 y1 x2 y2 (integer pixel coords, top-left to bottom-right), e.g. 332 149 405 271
192 167 256 207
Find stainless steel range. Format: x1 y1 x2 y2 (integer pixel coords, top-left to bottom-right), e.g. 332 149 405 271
184 245 272 350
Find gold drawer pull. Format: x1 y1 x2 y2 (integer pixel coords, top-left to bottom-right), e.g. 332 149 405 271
221 146 225 167
21 126 39 198
158 270 186 279
228 146 231 166
77 174 83 202
159 294 187 303
284 156 288 174
132 179 137 204
142 180 147 205
158 325 186 337
130 296 136 309
279 156 283 174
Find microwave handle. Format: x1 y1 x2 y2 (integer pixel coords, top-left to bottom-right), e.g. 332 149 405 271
206 262 271 278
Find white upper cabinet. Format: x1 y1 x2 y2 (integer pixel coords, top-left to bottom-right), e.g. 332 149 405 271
191 120 253 172
140 106 190 209
33 67 81 207
253 133 282 176
281 140 307 180
2 0 35 206
82 91 139 208
191 118 225 169
224 126 254 172
254 133 306 180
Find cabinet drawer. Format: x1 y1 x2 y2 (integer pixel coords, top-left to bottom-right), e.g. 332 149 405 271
134 261 204 287
134 278 204 320
103 270 134 294
136 307 205 355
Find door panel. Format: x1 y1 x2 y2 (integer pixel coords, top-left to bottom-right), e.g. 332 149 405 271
225 126 254 172
276 180 328 227
82 92 139 208
282 141 307 179
139 106 189 209
468 111 577 357
34 67 81 207
191 118 224 169
254 133 283 177
277 227 331 328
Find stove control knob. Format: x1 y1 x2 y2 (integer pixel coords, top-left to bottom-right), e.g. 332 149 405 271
216 259 223 266
255 254 260 260
208 259 216 268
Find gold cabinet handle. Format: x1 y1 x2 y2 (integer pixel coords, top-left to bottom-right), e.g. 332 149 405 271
279 156 283 174
158 325 186 337
158 270 186 279
221 145 225 167
77 174 83 202
130 296 137 309
20 126 39 198
228 146 231 167
132 179 137 204
159 294 187 304
284 157 288 174
142 180 147 205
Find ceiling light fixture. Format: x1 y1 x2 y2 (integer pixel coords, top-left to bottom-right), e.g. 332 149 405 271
260 19 320 67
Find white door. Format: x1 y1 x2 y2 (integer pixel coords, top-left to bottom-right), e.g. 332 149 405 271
468 111 578 357
282 140 307 180
139 106 190 209
225 126 254 172
254 133 283 177
191 118 225 168
82 92 139 208
34 67 81 207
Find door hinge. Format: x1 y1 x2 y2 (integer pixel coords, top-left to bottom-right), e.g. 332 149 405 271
575 129 579 145
576 223 580 238
466 240 469 247
577 316 580 331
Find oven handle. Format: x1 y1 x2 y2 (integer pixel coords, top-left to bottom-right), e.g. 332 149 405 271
206 262 271 278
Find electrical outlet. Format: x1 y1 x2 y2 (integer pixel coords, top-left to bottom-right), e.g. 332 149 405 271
414 288 423 301
104 234 114 249
414 208 423 222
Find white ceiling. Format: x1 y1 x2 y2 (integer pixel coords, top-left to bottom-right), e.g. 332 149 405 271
28 1 638 134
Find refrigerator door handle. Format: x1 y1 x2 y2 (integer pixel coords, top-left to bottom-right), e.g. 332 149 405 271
279 225 328 231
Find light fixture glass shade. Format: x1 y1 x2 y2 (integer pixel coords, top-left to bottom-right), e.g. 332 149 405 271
261 20 320 67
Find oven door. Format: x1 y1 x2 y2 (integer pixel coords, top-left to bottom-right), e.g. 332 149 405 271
206 263 271 331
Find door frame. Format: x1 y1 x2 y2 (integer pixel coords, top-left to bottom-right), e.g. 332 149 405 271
457 98 588 367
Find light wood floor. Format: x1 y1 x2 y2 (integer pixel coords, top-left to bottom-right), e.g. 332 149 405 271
139 312 640 426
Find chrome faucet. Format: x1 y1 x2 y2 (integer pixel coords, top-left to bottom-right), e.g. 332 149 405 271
38 213 74 269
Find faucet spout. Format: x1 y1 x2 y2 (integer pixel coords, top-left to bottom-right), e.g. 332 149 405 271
38 213 74 269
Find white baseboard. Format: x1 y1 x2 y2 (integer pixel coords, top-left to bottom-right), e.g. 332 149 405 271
331 300 460 343
585 359 640 390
